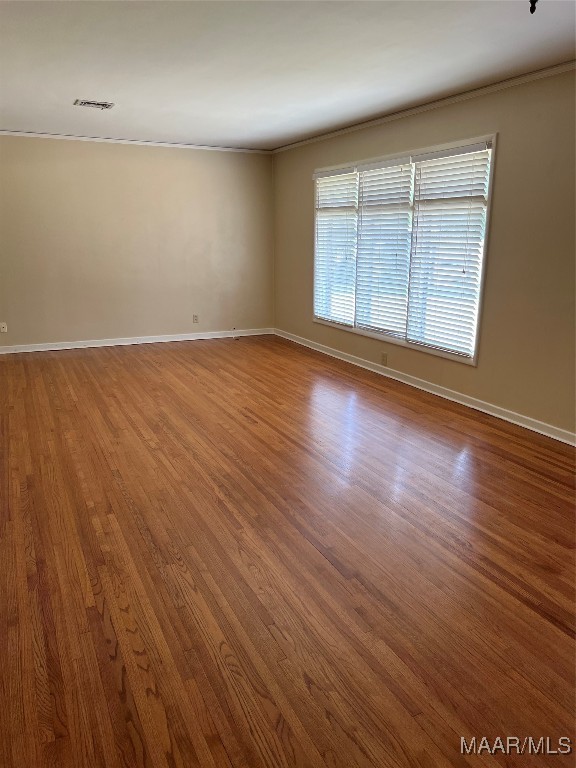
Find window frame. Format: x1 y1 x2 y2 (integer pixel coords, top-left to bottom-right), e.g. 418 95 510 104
312 134 497 366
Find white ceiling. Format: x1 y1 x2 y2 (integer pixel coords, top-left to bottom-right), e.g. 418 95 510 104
0 1 574 151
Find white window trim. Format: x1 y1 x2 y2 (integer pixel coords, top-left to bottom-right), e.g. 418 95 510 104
312 134 497 367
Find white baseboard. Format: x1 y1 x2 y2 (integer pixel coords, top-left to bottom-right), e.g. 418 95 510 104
0 328 274 355
1 325 573 445
274 329 576 446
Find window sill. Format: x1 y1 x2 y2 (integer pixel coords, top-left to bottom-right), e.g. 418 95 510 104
312 317 478 366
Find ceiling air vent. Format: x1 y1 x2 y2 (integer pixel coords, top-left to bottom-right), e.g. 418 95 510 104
73 99 114 110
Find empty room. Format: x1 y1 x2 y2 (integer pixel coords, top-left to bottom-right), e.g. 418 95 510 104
0 1 575 767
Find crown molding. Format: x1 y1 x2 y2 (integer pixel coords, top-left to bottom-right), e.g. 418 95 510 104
273 60 576 153
0 129 272 155
1 61 573 155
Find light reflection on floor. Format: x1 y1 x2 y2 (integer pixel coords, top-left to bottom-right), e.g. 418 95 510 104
304 376 478 504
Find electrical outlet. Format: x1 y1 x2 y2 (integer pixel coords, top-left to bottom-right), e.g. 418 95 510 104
381 352 388 366
0 323 7 333
193 314 199 324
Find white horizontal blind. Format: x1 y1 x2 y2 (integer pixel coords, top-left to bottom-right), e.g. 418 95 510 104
407 149 492 356
313 141 493 360
356 164 413 336
314 172 358 326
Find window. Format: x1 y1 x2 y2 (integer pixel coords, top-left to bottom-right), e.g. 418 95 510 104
313 139 493 362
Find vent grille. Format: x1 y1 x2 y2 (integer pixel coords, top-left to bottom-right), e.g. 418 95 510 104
74 99 114 110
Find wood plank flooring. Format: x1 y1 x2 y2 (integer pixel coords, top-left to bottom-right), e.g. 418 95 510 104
0 335 574 768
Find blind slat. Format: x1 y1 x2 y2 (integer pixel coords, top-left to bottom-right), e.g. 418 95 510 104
355 164 413 336
314 173 358 326
407 149 491 356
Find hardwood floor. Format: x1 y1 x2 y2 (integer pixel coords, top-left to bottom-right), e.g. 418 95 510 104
0 335 574 768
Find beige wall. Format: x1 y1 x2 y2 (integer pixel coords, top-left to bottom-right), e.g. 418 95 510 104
274 71 576 432
0 136 273 346
1 72 574 433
